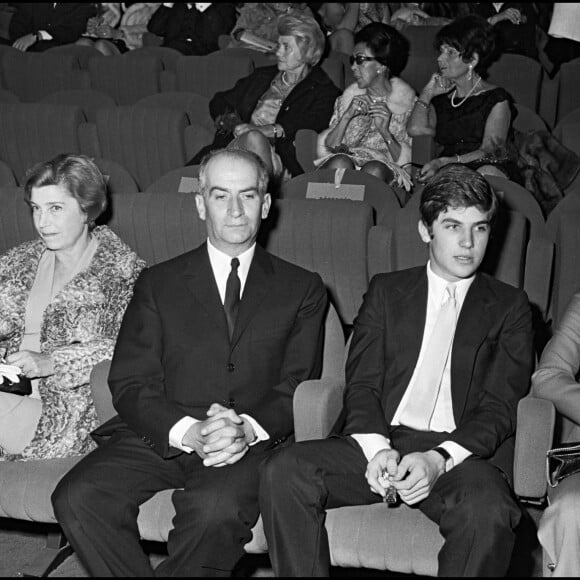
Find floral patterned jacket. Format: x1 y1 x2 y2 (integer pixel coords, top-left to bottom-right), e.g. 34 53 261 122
0 226 146 461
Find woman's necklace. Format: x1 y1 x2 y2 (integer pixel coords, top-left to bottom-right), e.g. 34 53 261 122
450 76 482 108
281 72 291 87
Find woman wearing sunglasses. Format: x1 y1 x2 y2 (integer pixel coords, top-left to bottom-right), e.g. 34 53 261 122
314 22 416 191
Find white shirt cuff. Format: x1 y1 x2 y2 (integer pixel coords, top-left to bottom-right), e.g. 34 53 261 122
240 414 269 445
169 416 198 453
163 3 174 7
350 433 391 463
38 30 53 40
437 440 472 469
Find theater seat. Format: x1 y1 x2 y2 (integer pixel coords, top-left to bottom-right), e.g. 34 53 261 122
0 103 84 184
93 106 190 190
88 54 162 105
2 51 88 102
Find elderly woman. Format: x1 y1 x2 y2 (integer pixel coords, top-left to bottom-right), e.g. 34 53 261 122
531 292 580 576
189 13 341 180
0 154 145 461
315 22 416 190
407 14 520 183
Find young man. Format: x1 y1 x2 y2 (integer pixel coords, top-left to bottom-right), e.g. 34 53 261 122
259 164 534 577
51 149 327 576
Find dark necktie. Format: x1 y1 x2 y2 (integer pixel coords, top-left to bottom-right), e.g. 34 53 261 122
224 257 241 340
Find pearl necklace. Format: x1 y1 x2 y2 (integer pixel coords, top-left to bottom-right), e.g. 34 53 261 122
450 76 482 108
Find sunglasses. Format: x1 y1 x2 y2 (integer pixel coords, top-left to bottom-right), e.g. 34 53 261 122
349 55 377 66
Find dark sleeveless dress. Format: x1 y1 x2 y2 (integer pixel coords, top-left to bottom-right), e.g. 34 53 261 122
432 87 521 182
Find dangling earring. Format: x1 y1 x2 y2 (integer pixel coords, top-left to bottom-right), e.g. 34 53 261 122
467 64 473 81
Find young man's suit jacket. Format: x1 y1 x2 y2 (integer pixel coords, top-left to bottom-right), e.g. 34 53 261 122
341 266 534 480
96 242 327 458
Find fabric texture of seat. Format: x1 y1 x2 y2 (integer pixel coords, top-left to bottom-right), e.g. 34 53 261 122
173 53 254 98
0 103 84 184
40 88 116 122
513 103 548 133
2 51 87 102
280 168 402 227
124 46 181 71
88 54 161 105
485 175 553 319
0 186 36 255
46 44 104 69
92 157 139 195
0 88 18 103
557 57 580 125
144 165 201 195
487 53 543 112
94 106 189 190
135 91 213 131
260 198 375 326
553 106 580 157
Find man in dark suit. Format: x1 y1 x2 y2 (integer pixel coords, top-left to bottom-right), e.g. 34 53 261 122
9 3 96 52
259 164 534 576
147 2 237 56
51 148 327 576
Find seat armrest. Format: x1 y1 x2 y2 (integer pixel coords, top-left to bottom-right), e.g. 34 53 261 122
514 395 556 501
293 377 345 442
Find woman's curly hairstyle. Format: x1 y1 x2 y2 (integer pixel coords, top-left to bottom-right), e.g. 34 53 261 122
435 14 499 78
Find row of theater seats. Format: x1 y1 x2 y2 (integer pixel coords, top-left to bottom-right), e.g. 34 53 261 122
0 189 556 577
0 39 571 126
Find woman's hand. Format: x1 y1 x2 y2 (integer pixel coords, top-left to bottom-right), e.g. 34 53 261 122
12 33 37 52
233 123 259 138
345 95 371 121
368 101 392 134
95 23 114 39
418 157 445 182
6 350 54 379
489 8 523 26
422 73 453 101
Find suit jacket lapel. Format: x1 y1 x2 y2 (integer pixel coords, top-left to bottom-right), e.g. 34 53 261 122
451 274 495 421
182 243 229 335
230 246 272 350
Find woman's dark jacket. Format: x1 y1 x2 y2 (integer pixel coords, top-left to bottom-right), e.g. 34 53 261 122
190 65 340 176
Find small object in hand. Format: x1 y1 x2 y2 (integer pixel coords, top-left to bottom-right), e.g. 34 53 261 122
380 469 398 505
383 484 398 504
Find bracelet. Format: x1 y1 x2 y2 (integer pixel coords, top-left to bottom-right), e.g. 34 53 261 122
272 124 278 140
415 99 430 109
455 154 461 163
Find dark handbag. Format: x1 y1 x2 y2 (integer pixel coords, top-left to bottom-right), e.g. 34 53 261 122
546 442 580 487
0 364 32 396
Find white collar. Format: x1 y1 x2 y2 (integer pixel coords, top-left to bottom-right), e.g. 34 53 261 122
426 261 475 309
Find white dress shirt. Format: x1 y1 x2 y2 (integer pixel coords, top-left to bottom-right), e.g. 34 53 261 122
169 239 269 453
352 262 474 469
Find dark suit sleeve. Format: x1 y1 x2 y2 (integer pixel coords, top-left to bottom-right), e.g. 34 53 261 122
448 291 534 458
147 5 172 36
47 4 96 44
341 276 391 437
9 4 35 41
249 273 328 440
108 269 189 457
275 73 341 176
188 4 237 55
209 68 268 121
